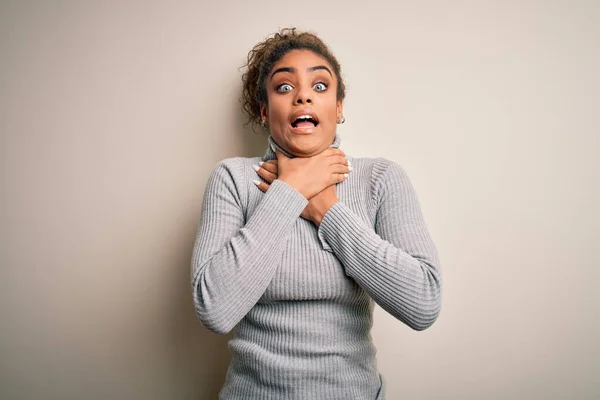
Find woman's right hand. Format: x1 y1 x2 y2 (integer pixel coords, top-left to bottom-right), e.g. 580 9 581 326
275 148 350 199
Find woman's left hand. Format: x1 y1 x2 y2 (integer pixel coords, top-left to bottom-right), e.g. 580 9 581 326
254 160 341 226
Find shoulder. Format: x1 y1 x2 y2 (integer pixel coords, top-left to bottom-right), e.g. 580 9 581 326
208 156 261 182
211 156 255 175
348 156 414 204
205 156 259 197
349 156 409 184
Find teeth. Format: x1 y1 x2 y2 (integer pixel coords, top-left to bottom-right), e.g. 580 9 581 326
293 115 316 122
292 114 318 127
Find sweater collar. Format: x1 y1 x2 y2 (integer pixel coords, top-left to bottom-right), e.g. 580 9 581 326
262 134 342 161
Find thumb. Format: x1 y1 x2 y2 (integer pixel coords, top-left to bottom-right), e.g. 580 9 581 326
275 149 286 162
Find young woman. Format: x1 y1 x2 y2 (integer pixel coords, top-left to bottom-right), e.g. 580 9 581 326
192 28 442 399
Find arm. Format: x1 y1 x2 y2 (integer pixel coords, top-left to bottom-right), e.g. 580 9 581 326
191 159 308 334
317 161 442 330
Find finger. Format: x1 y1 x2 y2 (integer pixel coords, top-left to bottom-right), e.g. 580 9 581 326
323 147 344 156
254 165 277 183
259 161 278 175
330 164 351 175
275 149 288 162
252 180 270 193
322 148 345 157
328 155 349 166
329 173 347 185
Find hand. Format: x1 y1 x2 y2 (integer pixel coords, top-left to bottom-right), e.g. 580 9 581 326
253 159 280 191
274 148 350 200
302 185 339 226
254 157 351 225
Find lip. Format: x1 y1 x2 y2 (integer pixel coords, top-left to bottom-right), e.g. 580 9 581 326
290 125 316 135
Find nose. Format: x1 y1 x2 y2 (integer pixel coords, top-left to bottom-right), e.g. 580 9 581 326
294 85 312 104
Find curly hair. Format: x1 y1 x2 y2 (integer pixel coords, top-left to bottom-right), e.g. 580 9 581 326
241 28 346 130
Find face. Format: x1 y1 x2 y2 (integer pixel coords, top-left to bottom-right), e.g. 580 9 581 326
261 49 343 157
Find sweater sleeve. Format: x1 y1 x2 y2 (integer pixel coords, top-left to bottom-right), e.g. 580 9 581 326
317 161 442 330
191 159 308 334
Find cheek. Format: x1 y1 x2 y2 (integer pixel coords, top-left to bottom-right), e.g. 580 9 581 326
320 92 339 119
322 103 339 123
267 99 288 124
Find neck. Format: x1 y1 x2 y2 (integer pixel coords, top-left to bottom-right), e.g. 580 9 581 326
263 134 342 161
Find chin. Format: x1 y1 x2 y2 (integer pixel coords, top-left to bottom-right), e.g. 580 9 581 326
287 134 332 157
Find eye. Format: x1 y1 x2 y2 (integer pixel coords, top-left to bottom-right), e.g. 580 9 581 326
276 83 293 92
313 82 328 92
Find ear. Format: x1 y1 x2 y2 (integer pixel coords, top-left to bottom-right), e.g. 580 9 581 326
336 100 344 120
260 104 268 120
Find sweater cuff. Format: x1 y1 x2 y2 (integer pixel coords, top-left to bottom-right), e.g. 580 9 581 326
248 179 308 228
317 202 363 253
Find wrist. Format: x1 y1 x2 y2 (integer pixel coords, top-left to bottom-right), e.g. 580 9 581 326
312 198 339 226
277 177 307 198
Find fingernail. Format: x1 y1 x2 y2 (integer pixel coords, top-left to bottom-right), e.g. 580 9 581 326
348 166 353 171
344 173 349 178
253 165 260 172
252 180 261 186
258 161 264 166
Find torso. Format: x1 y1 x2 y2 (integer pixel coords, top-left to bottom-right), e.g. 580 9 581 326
219 155 388 400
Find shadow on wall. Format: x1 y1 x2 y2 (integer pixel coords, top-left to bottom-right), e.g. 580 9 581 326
167 95 267 399
235 104 270 158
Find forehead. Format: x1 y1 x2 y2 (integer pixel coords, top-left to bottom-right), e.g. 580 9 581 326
271 49 335 75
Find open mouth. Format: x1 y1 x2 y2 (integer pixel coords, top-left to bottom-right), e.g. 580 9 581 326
291 115 319 129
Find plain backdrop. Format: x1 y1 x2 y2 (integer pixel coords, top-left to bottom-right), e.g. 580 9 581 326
1 1 599 399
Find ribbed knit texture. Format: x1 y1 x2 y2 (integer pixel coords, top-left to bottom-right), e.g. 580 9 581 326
191 135 442 399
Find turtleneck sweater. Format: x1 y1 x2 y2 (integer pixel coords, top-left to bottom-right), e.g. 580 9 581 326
191 134 442 399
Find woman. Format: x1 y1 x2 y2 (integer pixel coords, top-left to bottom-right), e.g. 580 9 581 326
191 28 442 399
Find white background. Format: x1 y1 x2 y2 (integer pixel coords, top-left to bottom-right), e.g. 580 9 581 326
1 1 598 398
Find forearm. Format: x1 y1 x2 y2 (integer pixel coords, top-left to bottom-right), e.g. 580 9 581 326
318 203 441 330
192 179 307 334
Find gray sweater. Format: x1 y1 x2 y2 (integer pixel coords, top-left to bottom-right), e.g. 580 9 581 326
191 135 442 399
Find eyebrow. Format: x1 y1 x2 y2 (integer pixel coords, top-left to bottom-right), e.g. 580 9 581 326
270 65 333 79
